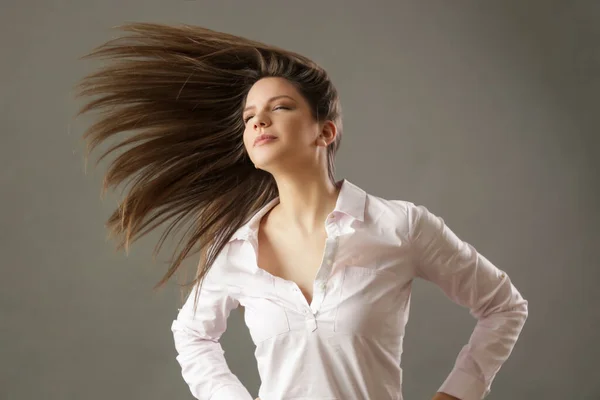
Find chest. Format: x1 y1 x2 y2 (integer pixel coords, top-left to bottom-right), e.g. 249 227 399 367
256 228 328 304
230 228 414 345
238 235 410 344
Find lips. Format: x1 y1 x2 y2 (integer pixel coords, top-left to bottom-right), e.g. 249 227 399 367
254 134 278 147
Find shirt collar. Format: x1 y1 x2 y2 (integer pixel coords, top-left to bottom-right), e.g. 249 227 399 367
228 178 366 242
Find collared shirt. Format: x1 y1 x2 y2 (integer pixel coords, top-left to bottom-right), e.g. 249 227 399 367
171 179 528 400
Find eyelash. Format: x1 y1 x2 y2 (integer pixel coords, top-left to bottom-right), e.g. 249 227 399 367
244 106 289 124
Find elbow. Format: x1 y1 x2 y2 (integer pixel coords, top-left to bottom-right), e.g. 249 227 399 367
518 297 529 323
498 283 529 325
500 297 529 330
511 290 529 320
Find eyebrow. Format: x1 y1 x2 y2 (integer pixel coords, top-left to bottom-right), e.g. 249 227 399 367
243 95 297 113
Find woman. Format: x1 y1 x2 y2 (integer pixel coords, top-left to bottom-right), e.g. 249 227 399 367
76 23 528 400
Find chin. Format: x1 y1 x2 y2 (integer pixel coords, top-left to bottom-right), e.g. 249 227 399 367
253 160 276 172
251 150 283 167
252 155 287 173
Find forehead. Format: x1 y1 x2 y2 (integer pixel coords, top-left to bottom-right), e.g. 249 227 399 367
245 77 300 103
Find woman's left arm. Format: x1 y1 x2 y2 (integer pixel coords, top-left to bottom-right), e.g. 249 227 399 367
407 203 528 400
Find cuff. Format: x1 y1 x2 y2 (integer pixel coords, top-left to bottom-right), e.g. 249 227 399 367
438 368 489 400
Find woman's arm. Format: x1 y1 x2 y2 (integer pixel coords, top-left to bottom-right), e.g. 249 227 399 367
171 262 254 400
408 203 528 400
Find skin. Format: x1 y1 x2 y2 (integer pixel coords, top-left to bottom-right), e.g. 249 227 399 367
242 76 339 235
243 77 460 400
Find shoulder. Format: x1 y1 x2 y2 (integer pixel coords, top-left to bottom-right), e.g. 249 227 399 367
364 192 441 240
363 192 417 240
364 191 419 221
201 240 239 282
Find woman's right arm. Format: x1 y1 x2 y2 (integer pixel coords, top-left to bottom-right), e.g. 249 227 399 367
171 265 253 400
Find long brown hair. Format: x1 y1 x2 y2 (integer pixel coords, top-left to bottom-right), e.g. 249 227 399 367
75 22 343 306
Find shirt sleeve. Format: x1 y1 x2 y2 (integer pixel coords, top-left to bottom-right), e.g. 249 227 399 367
171 258 253 400
407 203 528 400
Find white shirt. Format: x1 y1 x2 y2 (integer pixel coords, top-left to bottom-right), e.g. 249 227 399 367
171 179 528 400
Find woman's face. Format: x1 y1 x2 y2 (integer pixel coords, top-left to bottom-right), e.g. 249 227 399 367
242 77 331 175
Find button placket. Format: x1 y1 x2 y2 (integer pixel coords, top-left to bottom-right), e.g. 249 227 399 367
290 285 311 315
310 238 339 314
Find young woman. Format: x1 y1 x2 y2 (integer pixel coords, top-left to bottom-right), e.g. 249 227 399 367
76 22 528 400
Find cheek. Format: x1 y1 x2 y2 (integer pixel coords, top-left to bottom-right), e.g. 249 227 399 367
281 119 313 142
295 123 319 146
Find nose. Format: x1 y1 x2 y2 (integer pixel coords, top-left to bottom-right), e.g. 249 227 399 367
253 113 271 130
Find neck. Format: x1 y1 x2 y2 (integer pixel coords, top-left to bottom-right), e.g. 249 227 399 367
271 169 341 234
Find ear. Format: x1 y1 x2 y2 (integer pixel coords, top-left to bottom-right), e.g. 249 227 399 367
318 121 337 147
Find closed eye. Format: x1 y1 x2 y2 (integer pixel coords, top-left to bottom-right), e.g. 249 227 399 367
243 105 291 124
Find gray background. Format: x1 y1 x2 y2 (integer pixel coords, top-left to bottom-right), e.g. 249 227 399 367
1 1 598 399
